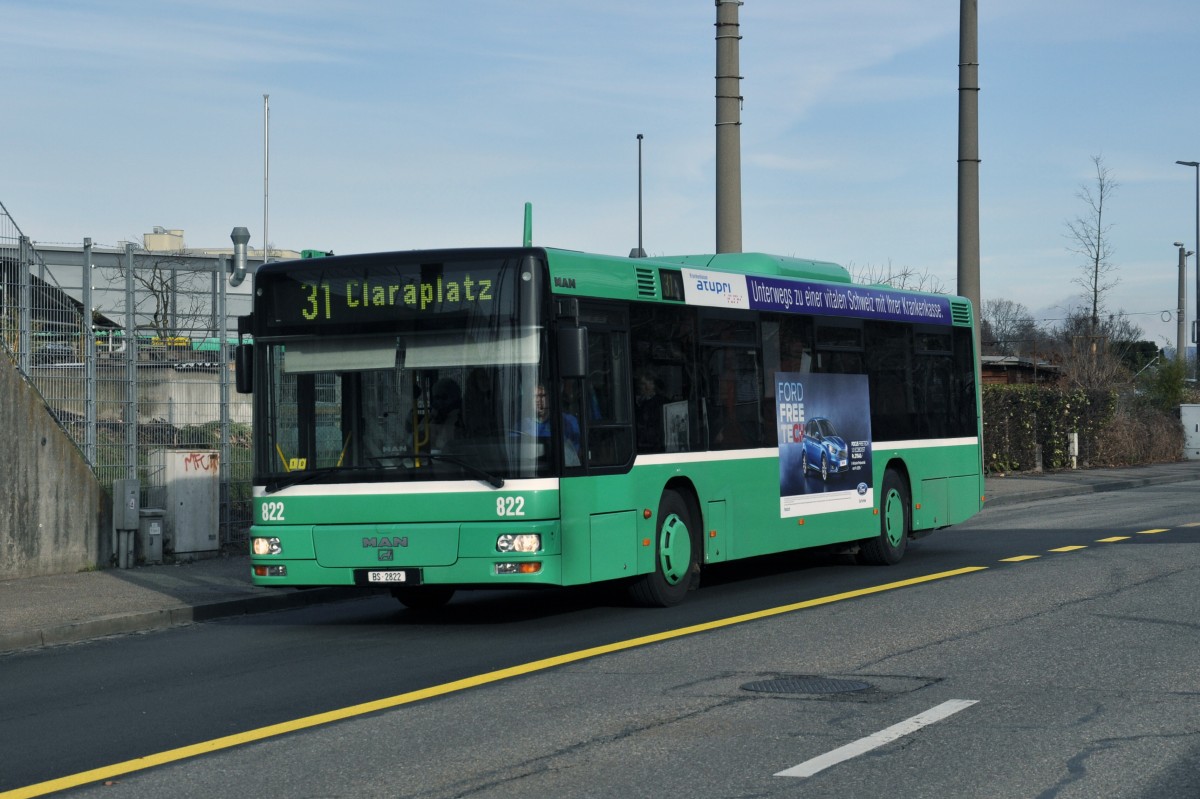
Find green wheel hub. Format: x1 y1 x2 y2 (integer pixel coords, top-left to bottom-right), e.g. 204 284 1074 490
883 488 905 547
658 513 692 585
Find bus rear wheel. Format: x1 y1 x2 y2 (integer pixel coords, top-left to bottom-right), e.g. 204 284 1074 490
859 469 909 565
629 489 698 607
391 585 456 611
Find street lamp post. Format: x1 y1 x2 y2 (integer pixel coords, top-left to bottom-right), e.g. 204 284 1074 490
1176 242 1191 364
630 134 647 259
1177 160 1199 376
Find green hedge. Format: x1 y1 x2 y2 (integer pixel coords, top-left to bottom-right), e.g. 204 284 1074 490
982 385 1115 474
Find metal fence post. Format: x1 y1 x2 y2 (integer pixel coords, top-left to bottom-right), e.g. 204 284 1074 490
123 242 137 482
18 235 32 372
83 238 97 468
218 258 230 547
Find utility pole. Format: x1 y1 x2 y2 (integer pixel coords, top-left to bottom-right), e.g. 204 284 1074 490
957 0 981 356
715 0 743 254
1176 160 1199 378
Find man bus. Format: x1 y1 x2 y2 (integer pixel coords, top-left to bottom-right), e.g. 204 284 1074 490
241 246 981 608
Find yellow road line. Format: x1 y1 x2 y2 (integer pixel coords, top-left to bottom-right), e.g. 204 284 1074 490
1095 536 1130 543
1135 528 1168 535
1049 545 1087 552
1 566 988 799
1000 555 1040 562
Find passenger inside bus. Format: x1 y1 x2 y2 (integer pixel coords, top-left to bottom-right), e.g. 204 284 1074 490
463 368 498 437
428 377 463 451
635 369 668 453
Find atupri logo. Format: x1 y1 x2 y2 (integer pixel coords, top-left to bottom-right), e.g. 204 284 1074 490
683 268 747 308
693 275 733 296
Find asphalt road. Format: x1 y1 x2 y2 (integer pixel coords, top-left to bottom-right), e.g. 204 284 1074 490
3 483 1199 798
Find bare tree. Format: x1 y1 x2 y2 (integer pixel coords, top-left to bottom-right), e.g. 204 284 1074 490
1046 307 1145 389
850 260 948 294
981 298 1038 356
102 248 214 352
1065 155 1119 336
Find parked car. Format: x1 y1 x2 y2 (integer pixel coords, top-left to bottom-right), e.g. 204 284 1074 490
33 343 76 364
801 416 848 481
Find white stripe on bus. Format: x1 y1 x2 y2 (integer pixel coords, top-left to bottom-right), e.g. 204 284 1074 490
633 438 979 467
254 438 981 496
253 478 560 498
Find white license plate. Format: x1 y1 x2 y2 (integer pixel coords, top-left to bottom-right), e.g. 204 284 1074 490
367 571 409 583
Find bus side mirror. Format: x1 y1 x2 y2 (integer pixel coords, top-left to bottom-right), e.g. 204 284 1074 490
235 343 253 394
558 326 587 379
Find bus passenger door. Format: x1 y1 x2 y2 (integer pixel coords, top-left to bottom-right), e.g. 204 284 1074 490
558 303 636 586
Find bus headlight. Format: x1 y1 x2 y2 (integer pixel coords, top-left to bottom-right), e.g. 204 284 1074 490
496 534 541 553
252 536 282 555
495 562 542 575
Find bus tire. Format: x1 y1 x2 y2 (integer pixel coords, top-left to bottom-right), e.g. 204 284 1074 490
391 585 455 611
859 469 909 565
629 489 698 607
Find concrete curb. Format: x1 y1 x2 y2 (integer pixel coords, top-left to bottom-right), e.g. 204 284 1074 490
0 586 370 655
983 471 1200 509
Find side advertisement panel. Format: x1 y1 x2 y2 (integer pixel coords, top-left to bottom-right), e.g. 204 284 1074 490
776 372 873 517
680 267 952 326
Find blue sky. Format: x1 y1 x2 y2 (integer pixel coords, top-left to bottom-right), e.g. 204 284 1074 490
4 0 1200 348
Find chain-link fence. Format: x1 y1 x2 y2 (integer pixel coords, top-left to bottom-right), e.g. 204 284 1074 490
1 201 255 553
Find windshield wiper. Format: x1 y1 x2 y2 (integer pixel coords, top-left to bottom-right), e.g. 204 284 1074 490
425 452 505 489
368 451 505 489
267 453 504 493
265 465 387 494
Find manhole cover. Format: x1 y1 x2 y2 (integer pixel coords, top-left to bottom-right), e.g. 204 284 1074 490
741 677 871 695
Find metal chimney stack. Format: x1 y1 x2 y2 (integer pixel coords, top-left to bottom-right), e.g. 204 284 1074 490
229 226 250 287
715 0 743 254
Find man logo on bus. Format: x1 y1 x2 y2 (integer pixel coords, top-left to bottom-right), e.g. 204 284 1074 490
363 536 409 548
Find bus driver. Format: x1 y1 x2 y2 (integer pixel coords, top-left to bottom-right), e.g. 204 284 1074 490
527 382 581 466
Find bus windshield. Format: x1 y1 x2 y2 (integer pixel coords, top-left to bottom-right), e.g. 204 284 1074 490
252 251 569 488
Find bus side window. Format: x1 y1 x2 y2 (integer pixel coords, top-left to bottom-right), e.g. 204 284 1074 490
814 320 864 375
762 316 813 447
865 321 912 440
631 303 701 453
578 317 633 469
699 315 762 451
705 346 763 449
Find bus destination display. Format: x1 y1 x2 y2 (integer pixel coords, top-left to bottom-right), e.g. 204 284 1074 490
263 262 509 329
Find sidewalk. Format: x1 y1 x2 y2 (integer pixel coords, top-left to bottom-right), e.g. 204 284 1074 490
3 460 1198 655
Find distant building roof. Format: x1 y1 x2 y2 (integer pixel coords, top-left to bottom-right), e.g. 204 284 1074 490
980 355 1059 385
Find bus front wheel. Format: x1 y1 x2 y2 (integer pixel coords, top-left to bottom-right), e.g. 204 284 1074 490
629 489 698 607
859 469 909 565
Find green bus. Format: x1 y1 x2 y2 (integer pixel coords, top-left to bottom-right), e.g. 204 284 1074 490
241 246 982 608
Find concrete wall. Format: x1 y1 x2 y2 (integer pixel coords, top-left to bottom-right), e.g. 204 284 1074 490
26 362 252 426
1 357 104 579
